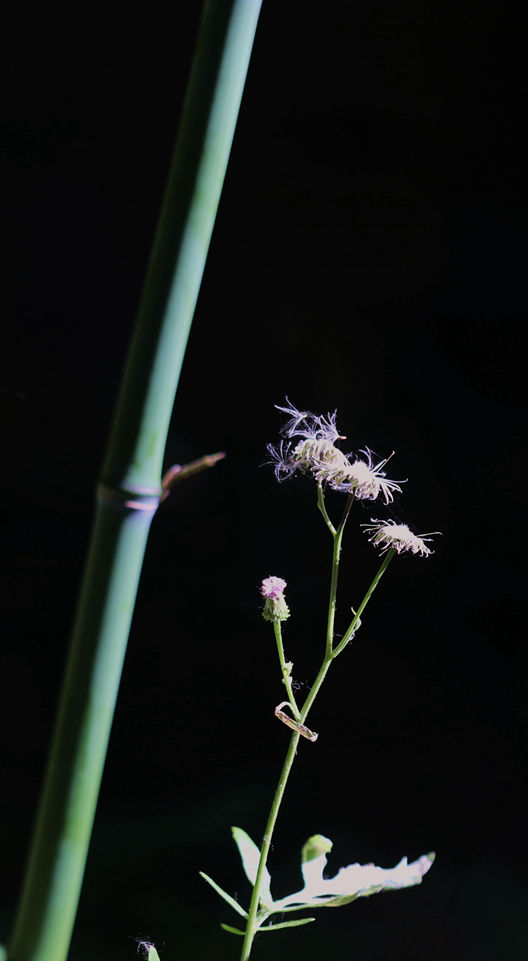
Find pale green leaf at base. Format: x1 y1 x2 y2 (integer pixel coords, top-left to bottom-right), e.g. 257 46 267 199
147 948 161 961
0 944 6 961
273 842 436 912
231 826 273 907
200 871 248 918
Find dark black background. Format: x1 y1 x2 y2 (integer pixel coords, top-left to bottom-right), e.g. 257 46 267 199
2 2 526 959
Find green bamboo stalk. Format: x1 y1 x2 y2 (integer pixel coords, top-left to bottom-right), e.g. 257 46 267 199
6 4 262 960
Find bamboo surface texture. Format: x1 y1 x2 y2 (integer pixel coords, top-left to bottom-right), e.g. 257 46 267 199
6 3 263 960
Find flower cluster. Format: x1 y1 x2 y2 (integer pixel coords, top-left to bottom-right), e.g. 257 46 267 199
268 401 440 557
362 519 439 557
267 400 403 505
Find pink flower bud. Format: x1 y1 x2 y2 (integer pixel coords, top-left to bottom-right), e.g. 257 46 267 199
260 576 290 622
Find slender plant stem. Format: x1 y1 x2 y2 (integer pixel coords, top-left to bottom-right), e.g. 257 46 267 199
324 491 355 655
273 621 301 719
300 550 394 729
239 731 301 961
332 548 395 658
7 5 262 961
238 497 392 960
316 483 336 535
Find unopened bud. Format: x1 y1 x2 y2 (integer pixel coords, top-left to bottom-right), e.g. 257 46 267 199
260 576 290 622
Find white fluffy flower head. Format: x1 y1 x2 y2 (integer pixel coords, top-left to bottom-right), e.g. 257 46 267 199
268 399 346 482
333 448 403 504
268 401 404 505
275 399 342 444
362 519 440 556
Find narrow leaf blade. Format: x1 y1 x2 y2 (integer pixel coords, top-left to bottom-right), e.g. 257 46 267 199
259 917 316 932
220 923 246 936
199 871 248 918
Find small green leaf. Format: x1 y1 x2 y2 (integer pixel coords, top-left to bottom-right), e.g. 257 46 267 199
259 917 316 932
0 944 6 961
199 871 248 918
231 826 273 906
301 834 333 864
220 923 246 936
147 949 161 961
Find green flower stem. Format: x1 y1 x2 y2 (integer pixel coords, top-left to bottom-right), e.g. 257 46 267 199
331 548 395 659
316 483 336 535
240 730 301 961
301 554 393 716
240 531 393 959
300 551 395 723
325 490 355 656
6 4 262 961
240 532 396 961
273 621 301 719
